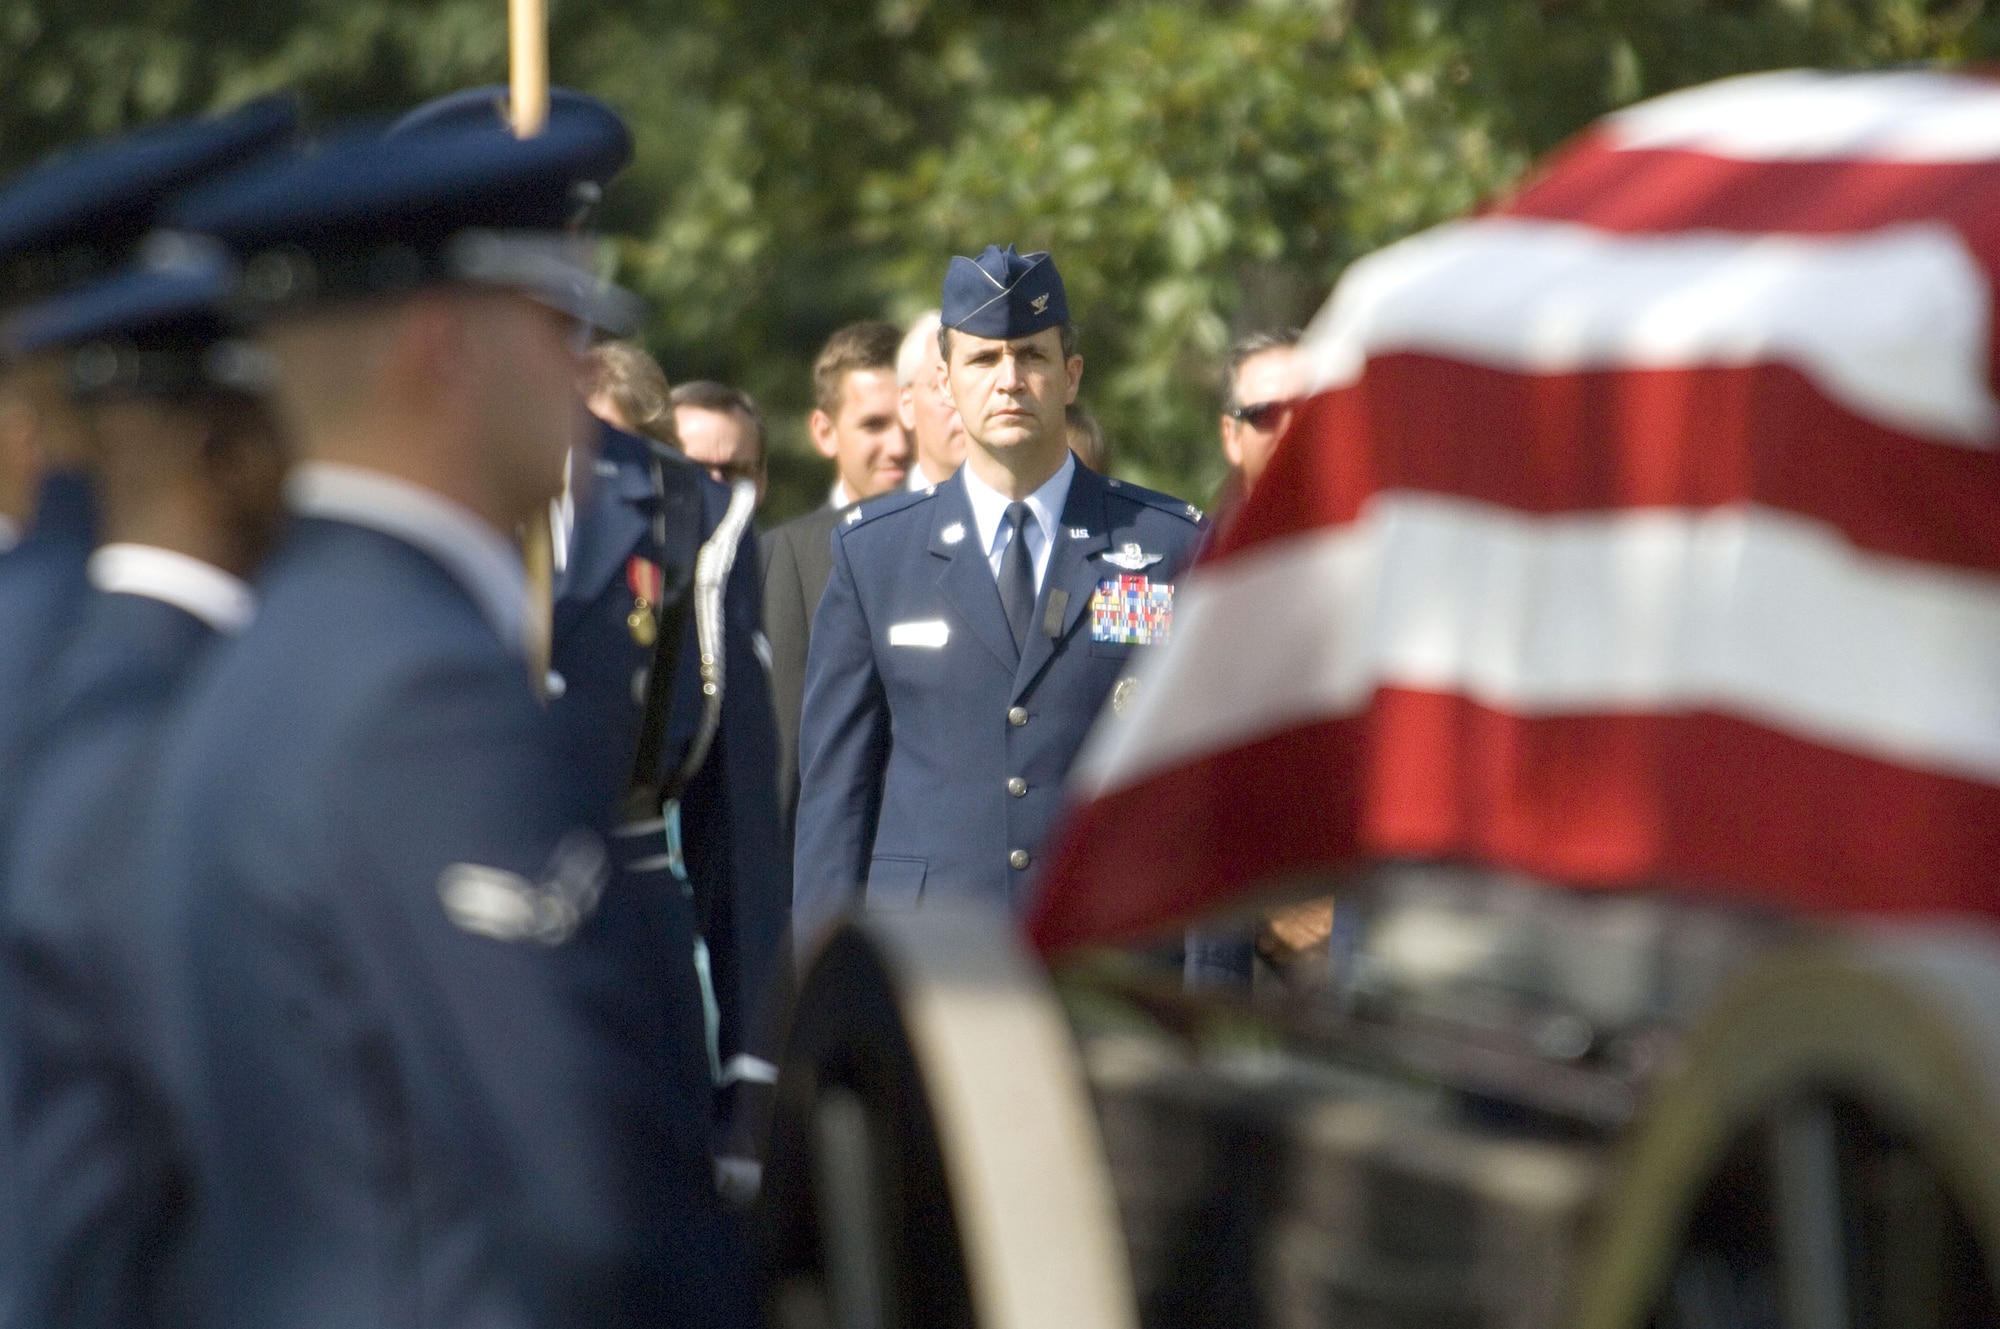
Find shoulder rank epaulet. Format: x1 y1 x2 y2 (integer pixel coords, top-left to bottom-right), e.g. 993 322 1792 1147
1103 475 1205 525
838 485 935 533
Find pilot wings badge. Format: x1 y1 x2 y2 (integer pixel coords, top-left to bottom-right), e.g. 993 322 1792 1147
1099 541 1163 572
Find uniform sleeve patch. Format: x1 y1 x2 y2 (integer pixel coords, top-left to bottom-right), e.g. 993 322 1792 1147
438 830 606 946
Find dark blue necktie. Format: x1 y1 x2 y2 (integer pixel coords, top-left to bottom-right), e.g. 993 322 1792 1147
1000 501 1034 654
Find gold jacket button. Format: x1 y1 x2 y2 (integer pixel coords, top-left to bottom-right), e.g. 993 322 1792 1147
1006 777 1027 797
1007 706 1028 727
1009 849 1031 870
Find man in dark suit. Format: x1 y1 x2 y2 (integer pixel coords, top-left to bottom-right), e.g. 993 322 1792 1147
138 110 748 1326
761 320 907 829
1 235 293 1328
792 246 1205 953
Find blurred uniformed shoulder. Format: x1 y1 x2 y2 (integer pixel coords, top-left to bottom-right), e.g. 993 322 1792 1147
1100 473 1207 527
834 486 933 539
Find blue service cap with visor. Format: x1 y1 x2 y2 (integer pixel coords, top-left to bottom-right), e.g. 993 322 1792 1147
2 233 272 400
388 85 633 193
940 244 1069 341
158 107 641 337
0 94 298 321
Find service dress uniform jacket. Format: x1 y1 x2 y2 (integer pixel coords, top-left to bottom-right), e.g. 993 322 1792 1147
4 583 231 1329
0 472 95 798
759 500 846 831
0 474 95 1291
550 420 789 1088
792 462 1203 948
143 509 746 1329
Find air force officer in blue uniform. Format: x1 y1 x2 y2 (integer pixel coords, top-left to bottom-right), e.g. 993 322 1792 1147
793 246 1204 950
138 114 747 1327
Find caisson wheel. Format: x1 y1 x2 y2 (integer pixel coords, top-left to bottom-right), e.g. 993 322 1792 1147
759 910 1138 1329
1576 926 2000 1329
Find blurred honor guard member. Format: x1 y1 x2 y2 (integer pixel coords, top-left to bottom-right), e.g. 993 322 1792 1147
2 227 292 1328
792 246 1204 949
141 111 748 1326
398 89 790 1147
0 98 295 808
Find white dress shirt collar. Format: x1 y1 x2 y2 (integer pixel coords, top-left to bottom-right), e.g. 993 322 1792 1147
829 479 853 509
0 515 18 554
286 461 527 652
87 543 256 635
961 450 1075 592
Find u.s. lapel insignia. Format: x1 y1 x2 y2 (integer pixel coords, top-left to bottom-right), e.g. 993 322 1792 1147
941 521 966 545
1067 526 1090 540
626 556 664 646
1100 541 1163 571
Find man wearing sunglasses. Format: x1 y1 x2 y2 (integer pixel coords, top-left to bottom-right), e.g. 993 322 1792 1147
1187 329 1304 991
1218 328 1303 495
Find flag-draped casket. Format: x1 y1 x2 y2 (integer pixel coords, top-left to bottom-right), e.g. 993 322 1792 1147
1032 69 2000 954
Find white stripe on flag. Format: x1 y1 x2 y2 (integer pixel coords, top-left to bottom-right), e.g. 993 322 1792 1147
1606 68 2000 164
1072 494 2000 800
1298 217 1997 447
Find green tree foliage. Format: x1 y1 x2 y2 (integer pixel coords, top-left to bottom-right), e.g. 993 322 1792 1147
2 0 1992 516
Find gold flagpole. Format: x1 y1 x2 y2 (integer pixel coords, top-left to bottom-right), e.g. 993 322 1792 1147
508 0 549 137
509 0 555 696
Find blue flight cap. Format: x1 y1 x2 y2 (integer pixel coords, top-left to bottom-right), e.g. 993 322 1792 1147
2 233 269 399
0 95 297 315
160 111 641 334
940 244 1069 341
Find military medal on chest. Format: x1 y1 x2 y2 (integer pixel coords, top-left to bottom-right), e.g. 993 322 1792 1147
1090 574 1173 645
626 555 664 646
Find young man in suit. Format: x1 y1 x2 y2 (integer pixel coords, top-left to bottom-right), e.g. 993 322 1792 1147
761 320 908 831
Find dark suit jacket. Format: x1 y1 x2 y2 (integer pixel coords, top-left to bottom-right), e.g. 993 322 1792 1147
144 517 746 1328
792 464 1205 950
759 500 846 831
4 589 219 1329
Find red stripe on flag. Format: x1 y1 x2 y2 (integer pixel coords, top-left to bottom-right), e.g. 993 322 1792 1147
1028 688 2000 955
1208 361 2000 575
1507 134 2000 249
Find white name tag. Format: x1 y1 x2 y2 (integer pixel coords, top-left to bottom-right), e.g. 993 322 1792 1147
888 619 950 648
